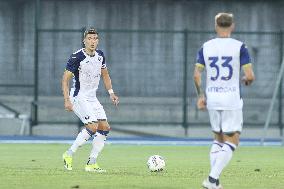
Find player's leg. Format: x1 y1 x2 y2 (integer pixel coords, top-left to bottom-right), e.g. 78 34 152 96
205 132 238 189
210 133 224 168
63 96 97 170
85 120 109 172
208 110 224 168
206 109 242 188
202 110 224 189
85 100 109 172
88 120 110 163
203 134 224 189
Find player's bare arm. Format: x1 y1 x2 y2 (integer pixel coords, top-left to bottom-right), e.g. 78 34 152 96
193 65 206 110
101 68 119 106
62 70 73 111
242 63 255 86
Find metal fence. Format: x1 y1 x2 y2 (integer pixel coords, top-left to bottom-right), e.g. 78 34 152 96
0 27 283 134
29 29 283 135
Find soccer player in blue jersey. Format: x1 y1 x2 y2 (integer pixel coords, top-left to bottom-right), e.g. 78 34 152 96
61 28 119 172
194 13 255 189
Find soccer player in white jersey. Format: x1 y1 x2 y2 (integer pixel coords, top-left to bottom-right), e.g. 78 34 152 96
61 28 119 172
194 13 255 189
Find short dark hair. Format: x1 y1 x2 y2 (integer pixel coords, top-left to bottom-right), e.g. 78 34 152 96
215 13 234 28
84 28 99 38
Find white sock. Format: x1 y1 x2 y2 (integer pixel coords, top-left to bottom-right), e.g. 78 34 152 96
210 140 223 168
88 132 106 164
209 141 236 179
68 128 93 155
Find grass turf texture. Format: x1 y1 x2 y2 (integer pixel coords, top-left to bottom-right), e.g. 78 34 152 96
0 144 283 189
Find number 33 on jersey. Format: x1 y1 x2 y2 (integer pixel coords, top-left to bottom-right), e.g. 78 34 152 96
195 38 252 110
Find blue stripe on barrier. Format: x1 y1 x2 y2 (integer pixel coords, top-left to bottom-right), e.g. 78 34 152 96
0 136 282 146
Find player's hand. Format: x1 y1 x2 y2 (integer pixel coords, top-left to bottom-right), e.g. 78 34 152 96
242 76 252 86
110 93 119 106
197 96 206 110
64 99 73 111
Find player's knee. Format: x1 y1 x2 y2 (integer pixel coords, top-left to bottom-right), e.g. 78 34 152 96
98 119 110 131
224 132 240 146
85 121 98 133
214 132 224 143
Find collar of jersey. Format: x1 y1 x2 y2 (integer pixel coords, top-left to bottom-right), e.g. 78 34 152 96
82 48 96 57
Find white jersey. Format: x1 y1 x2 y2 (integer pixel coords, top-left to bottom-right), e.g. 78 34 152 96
65 48 107 99
196 38 251 110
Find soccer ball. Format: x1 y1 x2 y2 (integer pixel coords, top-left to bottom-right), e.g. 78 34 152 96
147 155 165 172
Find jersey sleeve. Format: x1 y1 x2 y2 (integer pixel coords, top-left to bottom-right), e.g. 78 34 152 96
240 44 252 67
196 47 205 67
65 54 80 73
96 50 107 69
101 54 106 69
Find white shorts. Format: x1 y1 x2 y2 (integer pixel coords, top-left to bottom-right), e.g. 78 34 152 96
208 109 243 134
71 95 107 124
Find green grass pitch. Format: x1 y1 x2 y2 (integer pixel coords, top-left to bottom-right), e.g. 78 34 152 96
0 143 283 189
